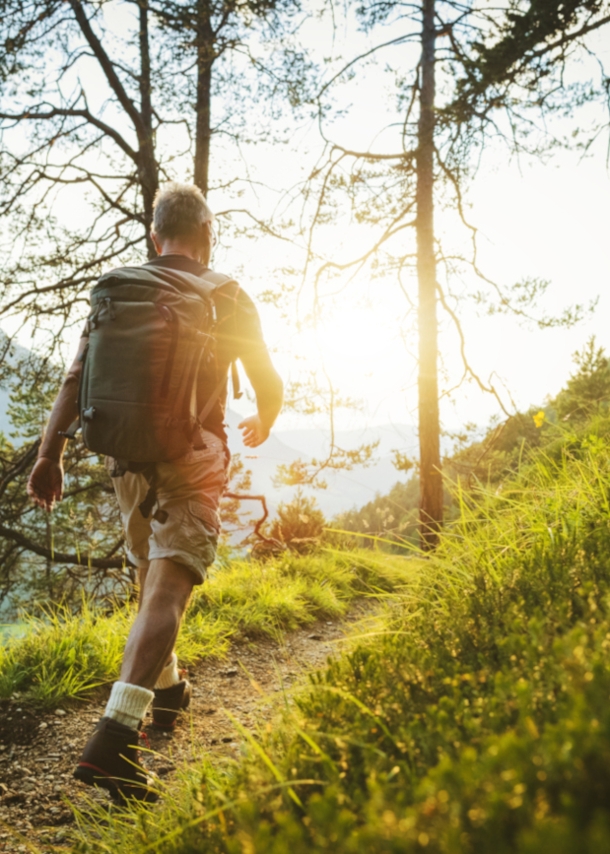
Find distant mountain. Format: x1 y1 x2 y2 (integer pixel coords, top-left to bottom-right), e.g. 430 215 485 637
0 385 10 436
0 334 31 437
224 411 418 517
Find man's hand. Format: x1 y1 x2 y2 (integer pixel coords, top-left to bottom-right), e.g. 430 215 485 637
27 457 64 511
238 414 270 448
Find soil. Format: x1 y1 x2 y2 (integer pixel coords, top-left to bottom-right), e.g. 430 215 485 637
0 605 374 853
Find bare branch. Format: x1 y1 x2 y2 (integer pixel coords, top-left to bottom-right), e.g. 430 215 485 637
0 106 138 161
0 522 130 569
67 0 145 139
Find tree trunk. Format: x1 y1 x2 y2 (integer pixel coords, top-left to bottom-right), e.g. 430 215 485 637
194 0 214 196
138 0 158 258
416 0 442 550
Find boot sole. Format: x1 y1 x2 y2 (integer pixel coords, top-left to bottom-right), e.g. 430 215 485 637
74 762 158 804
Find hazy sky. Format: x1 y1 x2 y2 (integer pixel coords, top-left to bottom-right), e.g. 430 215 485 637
233 133 610 437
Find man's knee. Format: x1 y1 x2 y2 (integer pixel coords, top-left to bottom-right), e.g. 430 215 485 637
142 557 196 610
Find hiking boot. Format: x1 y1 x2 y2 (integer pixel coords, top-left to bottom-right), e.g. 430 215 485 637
73 717 158 804
151 679 191 730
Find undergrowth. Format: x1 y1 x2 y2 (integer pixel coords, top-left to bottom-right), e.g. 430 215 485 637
69 428 610 853
0 549 409 707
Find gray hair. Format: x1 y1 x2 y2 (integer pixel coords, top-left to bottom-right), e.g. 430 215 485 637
152 182 214 241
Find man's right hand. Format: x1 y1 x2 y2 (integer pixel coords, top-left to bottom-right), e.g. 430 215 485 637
238 414 271 448
27 457 64 511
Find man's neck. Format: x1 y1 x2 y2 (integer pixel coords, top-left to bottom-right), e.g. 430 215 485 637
157 241 210 266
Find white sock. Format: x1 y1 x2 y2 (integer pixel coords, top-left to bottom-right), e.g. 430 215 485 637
154 652 181 691
104 681 154 730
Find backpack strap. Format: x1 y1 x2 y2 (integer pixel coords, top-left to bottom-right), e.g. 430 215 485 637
138 464 164 522
231 361 243 400
197 269 237 290
195 269 241 422
59 417 80 440
197 375 228 428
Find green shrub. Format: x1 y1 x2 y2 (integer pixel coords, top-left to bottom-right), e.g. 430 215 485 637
270 491 326 552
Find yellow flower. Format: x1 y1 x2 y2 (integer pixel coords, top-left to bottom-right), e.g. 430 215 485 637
533 410 546 428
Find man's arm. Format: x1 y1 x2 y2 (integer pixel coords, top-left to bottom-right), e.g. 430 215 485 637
27 336 88 511
238 346 284 448
214 283 283 448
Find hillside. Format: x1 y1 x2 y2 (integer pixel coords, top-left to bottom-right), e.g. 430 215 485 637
60 394 610 853
2 351 610 850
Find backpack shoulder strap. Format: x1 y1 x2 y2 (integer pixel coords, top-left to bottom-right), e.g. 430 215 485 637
197 269 238 292
195 270 240 427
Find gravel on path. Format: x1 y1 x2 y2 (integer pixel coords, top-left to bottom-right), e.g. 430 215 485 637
0 606 373 853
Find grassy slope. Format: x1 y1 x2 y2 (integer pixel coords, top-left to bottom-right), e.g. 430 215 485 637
0 550 409 707
70 427 610 853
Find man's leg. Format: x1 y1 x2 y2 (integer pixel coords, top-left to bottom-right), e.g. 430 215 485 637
74 441 226 799
147 435 228 725
103 557 193 729
137 565 148 607
74 558 194 802
138 567 185 704
119 557 193 688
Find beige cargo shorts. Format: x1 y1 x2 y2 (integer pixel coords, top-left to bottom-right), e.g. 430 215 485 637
108 430 229 584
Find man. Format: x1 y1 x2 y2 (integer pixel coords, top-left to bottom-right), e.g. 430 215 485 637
27 182 283 802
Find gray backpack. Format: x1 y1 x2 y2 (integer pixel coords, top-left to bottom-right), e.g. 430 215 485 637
70 265 234 519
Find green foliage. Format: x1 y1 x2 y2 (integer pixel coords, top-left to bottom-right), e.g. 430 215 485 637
69 416 610 853
0 549 409 707
448 337 610 489
552 336 610 423
0 601 130 707
334 340 610 549
270 490 326 552
447 0 609 125
334 476 419 551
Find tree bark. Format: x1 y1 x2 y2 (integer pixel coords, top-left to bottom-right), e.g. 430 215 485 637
138 0 158 257
194 0 214 196
416 0 442 550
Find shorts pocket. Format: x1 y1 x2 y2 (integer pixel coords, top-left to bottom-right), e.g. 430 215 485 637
188 499 220 534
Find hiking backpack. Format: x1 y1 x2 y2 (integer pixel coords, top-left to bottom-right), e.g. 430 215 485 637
73 264 234 474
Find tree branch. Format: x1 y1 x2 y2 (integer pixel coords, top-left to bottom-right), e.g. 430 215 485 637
0 106 138 161
67 0 145 139
0 523 130 569
0 440 40 501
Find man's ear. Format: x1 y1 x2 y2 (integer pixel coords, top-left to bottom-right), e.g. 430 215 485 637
150 230 161 255
198 221 213 263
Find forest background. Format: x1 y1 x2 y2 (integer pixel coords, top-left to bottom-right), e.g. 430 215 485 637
0 0 609 612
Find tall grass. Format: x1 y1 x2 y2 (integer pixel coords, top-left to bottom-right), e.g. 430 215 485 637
0 549 412 707
69 429 610 853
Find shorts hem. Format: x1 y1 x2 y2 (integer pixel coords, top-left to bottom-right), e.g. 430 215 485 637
148 548 208 584
127 552 150 570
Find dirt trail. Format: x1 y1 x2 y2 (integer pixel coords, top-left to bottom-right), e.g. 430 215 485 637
0 606 373 852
